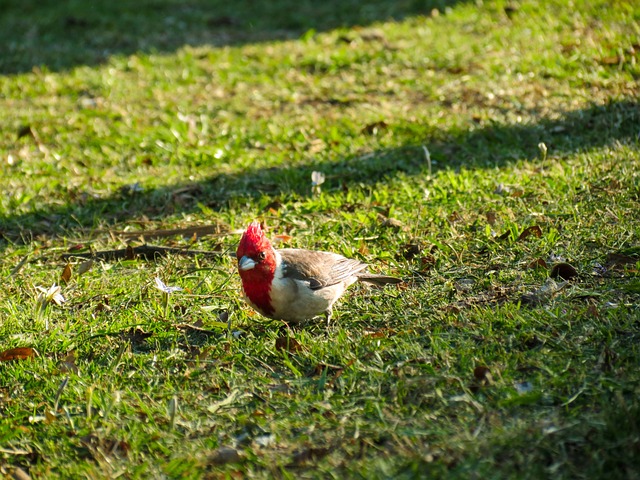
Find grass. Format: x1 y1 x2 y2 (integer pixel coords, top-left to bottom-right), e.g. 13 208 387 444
1 0 639 478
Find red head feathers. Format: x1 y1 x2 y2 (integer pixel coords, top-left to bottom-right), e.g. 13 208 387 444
236 221 270 259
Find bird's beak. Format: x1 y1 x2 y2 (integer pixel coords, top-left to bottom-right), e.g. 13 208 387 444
238 256 257 271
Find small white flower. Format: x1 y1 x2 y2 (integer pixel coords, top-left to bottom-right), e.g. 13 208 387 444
155 277 182 294
36 284 66 306
538 142 548 161
311 171 325 187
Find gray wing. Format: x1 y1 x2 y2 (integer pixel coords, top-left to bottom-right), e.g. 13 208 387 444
279 249 368 290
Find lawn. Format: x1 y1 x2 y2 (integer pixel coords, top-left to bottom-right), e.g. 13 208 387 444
0 0 639 478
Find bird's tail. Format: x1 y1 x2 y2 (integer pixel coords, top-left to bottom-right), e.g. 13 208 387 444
357 273 402 287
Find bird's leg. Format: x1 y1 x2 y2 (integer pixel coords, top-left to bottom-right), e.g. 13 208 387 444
324 309 332 327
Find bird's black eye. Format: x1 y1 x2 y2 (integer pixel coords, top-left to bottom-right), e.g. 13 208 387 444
258 252 266 261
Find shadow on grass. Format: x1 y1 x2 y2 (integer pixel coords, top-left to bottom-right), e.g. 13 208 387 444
1 0 464 74
1 99 637 246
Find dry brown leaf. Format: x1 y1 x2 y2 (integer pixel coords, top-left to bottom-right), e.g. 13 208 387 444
263 200 283 212
121 328 152 346
518 225 542 241
550 262 578 280
361 120 388 135
473 365 492 382
275 336 302 353
399 243 421 260
420 254 436 271
0 347 36 362
606 252 638 267
470 365 493 393
60 263 72 283
272 234 293 245
364 329 395 339
17 125 35 140
527 258 548 269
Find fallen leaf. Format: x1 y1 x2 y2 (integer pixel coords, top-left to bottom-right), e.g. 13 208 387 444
550 262 578 280
399 243 421 260
121 328 152 346
518 225 542 241
263 200 283 212
527 258 548 269
420 254 436 271
60 263 72 283
17 125 35 140
275 336 302 353
77 259 94 275
272 234 293 245
606 252 638 268
470 365 493 393
361 120 388 135
0 347 36 362
473 365 492 382
365 331 385 339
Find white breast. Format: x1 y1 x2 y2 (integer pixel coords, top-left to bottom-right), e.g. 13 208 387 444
268 251 352 321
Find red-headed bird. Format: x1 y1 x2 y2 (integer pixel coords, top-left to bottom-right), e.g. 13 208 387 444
236 221 401 323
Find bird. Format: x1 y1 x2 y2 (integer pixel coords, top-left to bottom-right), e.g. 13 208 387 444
236 221 401 323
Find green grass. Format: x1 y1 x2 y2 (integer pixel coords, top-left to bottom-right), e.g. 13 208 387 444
1 0 639 478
